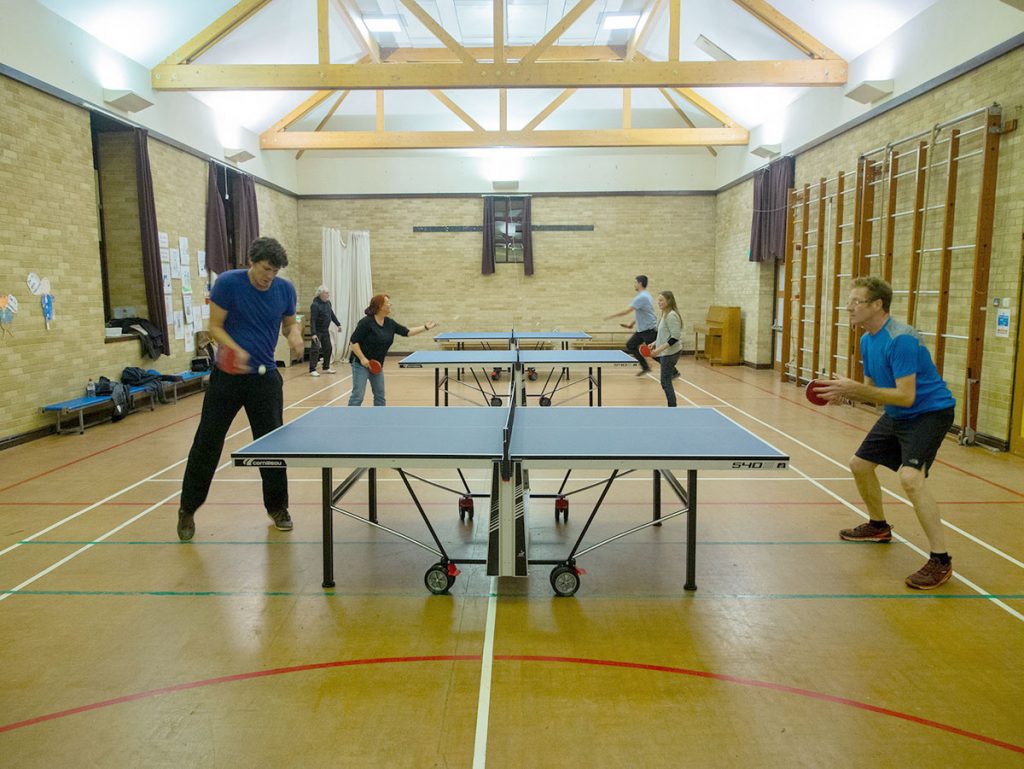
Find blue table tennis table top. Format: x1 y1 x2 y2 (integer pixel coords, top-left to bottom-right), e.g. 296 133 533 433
399 349 637 367
232 406 790 471
434 331 592 341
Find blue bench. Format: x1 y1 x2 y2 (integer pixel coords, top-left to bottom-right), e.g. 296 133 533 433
42 386 156 435
161 370 211 404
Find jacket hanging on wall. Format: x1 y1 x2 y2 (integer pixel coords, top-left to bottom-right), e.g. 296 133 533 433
106 317 166 360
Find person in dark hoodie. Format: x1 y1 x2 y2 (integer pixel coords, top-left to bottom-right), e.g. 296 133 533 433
309 286 342 377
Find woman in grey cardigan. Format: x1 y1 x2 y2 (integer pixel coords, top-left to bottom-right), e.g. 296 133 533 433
649 290 683 406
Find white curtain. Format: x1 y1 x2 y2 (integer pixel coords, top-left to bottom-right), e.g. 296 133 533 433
322 227 372 362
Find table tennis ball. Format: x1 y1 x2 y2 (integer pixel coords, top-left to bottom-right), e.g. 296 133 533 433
258 365 267 375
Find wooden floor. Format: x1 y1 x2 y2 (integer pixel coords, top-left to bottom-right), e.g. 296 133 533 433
1 358 1022 768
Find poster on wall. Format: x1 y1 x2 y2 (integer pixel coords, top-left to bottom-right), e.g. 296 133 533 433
181 268 192 294
191 306 202 328
165 295 174 322
173 310 185 340
197 250 207 278
184 332 195 352
158 232 169 249
182 293 193 321
161 263 172 295
179 236 190 264
160 247 170 263
169 248 181 279
996 307 1010 338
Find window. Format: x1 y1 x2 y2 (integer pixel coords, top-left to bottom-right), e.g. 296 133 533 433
492 196 526 264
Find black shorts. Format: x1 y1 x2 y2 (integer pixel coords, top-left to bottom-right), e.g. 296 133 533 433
855 407 954 476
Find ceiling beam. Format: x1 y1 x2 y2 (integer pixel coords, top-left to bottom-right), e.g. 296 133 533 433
292 91 351 159
261 126 750 150
519 0 600 66
153 59 847 90
429 90 485 131
493 0 505 65
331 0 381 63
730 0 842 60
317 0 330 64
161 0 274 65
658 87 716 157
522 89 576 131
382 45 625 62
627 0 665 62
396 0 477 65
667 0 680 61
263 90 337 135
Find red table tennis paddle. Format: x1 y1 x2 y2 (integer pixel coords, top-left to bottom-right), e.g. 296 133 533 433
217 346 242 374
805 379 829 406
639 343 653 358
367 359 382 375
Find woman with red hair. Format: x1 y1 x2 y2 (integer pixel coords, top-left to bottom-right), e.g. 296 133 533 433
348 293 437 406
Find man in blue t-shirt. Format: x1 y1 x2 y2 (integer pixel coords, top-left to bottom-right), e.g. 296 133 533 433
176 237 304 542
605 275 658 375
817 277 956 590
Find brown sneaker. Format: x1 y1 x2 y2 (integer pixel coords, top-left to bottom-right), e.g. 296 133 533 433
839 520 892 542
905 557 953 590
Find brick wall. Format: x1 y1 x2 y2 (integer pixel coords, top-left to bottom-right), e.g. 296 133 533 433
297 194 717 354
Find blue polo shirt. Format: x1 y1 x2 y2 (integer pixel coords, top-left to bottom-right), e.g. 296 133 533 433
211 269 297 370
860 317 955 420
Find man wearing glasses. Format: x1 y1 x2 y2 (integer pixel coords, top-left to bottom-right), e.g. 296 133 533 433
816 276 956 590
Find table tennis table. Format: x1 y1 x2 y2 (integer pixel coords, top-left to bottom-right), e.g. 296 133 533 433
399 349 637 407
434 330 593 382
232 402 789 596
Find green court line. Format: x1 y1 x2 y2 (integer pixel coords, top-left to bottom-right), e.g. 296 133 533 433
20 539 861 546
3 588 1020 600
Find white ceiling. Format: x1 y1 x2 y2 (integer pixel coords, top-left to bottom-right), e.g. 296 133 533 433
36 0 941 136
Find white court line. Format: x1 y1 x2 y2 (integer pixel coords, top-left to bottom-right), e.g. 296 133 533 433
678 374 1024 622
472 576 498 769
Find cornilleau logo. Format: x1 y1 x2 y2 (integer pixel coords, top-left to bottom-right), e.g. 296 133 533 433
243 458 286 467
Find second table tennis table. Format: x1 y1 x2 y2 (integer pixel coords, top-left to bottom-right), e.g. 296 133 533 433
399 349 637 406
233 403 790 596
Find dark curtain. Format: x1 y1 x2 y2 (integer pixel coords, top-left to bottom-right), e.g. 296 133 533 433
132 128 170 355
232 174 259 267
521 197 533 276
205 161 230 275
749 155 794 263
481 196 496 275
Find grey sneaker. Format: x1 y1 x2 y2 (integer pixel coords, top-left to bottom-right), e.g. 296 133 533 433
268 509 293 531
839 520 892 542
177 509 195 542
905 556 953 590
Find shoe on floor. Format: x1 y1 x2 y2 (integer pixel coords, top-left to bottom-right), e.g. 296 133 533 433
177 509 195 542
839 520 892 542
324 368 337 374
310 370 320 377
268 509 293 531
905 556 953 590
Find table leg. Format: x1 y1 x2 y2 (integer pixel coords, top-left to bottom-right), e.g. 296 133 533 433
369 467 378 523
322 467 335 588
685 469 697 591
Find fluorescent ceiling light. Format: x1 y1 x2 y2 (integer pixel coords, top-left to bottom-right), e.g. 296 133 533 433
844 79 894 104
102 88 153 113
694 34 734 61
750 143 781 159
364 16 401 32
602 13 640 30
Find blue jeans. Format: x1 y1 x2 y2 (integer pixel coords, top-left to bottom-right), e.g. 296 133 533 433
349 360 386 406
658 352 680 406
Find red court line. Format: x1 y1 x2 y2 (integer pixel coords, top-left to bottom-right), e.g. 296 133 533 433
1 654 1020 755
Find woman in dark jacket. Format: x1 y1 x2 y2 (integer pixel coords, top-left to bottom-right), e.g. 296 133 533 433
309 286 342 377
348 293 436 406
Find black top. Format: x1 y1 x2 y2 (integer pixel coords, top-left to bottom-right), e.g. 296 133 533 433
309 297 341 334
349 315 410 364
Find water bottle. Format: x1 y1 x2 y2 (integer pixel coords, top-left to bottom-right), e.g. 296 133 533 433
86 378 96 397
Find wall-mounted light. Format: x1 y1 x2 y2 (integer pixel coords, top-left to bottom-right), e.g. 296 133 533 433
224 148 255 163
844 79 894 105
102 88 153 113
364 16 401 32
492 181 519 192
694 34 735 61
750 143 781 159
